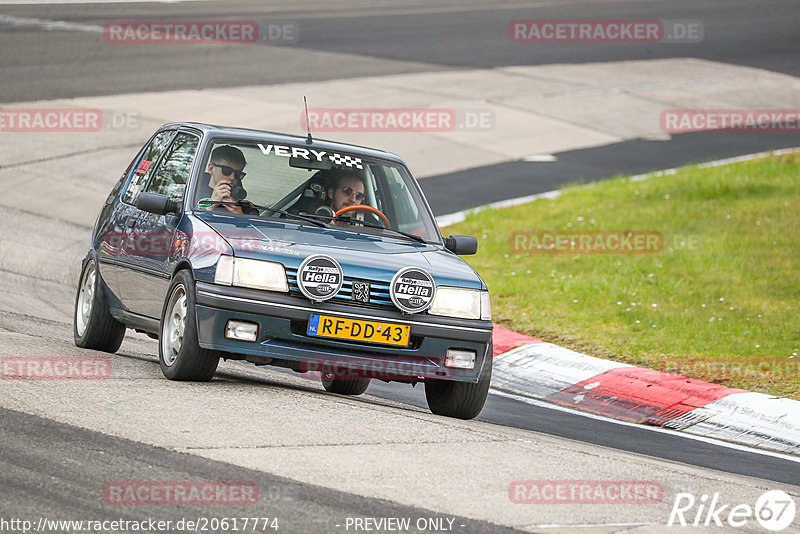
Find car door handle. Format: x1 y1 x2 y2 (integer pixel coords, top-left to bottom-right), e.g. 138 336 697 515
126 217 137 228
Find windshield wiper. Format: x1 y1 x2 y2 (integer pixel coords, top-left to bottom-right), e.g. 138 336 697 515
199 200 425 242
302 212 427 243
197 199 329 228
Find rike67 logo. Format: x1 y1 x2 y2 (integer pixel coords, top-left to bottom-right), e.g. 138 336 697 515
668 490 796 531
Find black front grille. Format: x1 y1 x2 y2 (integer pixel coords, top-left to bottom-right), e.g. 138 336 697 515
287 268 395 310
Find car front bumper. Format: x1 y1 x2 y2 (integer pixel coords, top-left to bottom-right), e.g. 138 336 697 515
195 282 493 383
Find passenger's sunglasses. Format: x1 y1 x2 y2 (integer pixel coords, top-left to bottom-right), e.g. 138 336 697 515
340 185 365 202
211 162 246 180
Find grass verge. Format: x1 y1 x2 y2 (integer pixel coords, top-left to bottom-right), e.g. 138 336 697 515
447 152 799 399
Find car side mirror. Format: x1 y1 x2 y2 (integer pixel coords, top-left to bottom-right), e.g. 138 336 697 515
135 192 181 215
444 234 478 255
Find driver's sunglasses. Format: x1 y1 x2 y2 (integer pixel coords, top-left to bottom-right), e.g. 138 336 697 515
211 162 246 180
340 185 365 202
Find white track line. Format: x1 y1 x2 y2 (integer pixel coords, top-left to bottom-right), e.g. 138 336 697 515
0 14 102 31
520 522 654 529
489 388 800 463
0 1 206 4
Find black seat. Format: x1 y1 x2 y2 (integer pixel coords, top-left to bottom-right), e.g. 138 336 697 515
290 170 336 214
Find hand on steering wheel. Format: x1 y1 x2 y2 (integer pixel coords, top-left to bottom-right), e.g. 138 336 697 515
334 204 391 228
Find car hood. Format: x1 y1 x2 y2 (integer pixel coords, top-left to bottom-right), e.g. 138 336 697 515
196 214 484 289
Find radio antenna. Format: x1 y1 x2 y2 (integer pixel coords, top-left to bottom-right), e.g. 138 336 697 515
304 96 313 144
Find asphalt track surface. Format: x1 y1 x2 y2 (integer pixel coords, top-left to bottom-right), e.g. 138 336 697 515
1 0 799 531
1 407 518 534
2 0 798 211
357 380 800 487
1 0 799 102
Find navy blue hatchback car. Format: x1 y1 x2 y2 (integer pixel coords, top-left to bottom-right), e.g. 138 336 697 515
74 123 493 419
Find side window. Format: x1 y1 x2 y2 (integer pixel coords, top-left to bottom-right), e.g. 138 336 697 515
147 133 199 199
384 166 420 225
123 130 174 204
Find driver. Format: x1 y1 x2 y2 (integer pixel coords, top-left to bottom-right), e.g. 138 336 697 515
327 170 366 212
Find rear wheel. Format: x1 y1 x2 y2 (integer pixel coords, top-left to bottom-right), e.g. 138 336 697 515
321 372 370 396
159 270 220 381
425 347 492 420
73 258 125 352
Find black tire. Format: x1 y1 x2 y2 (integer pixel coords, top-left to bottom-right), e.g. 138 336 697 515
73 258 125 353
158 270 219 381
425 346 493 420
321 372 370 396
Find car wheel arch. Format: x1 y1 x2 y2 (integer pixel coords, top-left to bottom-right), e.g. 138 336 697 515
170 260 194 281
84 249 115 300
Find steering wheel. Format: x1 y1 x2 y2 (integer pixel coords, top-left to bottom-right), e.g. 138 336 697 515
335 204 391 228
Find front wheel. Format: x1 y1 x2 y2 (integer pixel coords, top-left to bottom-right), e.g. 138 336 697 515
73 258 125 352
159 270 219 381
321 372 370 396
425 348 492 419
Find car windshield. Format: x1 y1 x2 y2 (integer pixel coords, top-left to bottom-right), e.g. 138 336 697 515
192 139 441 243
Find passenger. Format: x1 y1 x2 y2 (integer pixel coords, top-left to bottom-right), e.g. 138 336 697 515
196 145 252 215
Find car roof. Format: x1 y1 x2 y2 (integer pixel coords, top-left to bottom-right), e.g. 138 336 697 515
162 122 406 165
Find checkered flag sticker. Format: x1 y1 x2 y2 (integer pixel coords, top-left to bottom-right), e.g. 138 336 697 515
329 153 363 169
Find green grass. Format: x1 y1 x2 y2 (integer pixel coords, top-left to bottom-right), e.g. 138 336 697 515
447 152 800 398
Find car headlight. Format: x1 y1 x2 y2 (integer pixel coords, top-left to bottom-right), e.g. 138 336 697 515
480 290 491 321
214 255 288 292
429 287 490 320
214 255 234 285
